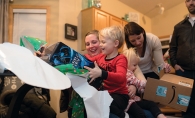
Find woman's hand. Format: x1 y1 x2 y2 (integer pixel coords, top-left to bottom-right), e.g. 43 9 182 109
128 85 137 98
164 62 171 73
34 46 46 57
84 61 102 83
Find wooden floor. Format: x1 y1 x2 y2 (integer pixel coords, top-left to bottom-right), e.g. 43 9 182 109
158 104 182 117
166 116 182 118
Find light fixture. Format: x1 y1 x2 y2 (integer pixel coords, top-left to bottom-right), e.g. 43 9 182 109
157 3 165 14
144 3 165 15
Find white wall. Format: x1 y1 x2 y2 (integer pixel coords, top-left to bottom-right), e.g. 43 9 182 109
151 2 188 37
101 0 152 32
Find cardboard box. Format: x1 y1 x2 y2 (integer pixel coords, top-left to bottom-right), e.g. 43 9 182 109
143 73 194 112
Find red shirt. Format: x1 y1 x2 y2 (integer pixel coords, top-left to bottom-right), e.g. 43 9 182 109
85 53 128 94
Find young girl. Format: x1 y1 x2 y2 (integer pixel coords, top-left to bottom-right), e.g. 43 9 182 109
123 48 166 118
84 25 129 118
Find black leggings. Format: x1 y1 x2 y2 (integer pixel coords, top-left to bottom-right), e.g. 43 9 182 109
127 100 162 118
110 93 129 118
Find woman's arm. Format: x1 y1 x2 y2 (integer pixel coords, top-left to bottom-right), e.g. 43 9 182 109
134 66 147 81
151 34 165 68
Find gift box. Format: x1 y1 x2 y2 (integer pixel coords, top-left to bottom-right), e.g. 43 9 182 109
143 73 193 112
44 42 102 89
49 42 94 69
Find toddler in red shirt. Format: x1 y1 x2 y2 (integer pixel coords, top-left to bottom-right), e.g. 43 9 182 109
85 25 129 118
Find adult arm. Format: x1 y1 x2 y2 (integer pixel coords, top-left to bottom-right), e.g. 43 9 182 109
150 34 165 69
169 27 184 71
134 66 147 81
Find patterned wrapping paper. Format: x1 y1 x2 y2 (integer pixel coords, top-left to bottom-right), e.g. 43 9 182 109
46 42 104 90
49 42 94 69
20 36 47 53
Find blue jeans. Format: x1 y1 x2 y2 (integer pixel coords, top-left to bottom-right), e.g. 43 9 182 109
109 110 154 118
175 69 195 118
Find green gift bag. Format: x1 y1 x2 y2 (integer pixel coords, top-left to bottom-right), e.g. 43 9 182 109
20 36 47 52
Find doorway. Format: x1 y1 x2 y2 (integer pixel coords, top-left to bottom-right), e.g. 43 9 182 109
9 5 50 44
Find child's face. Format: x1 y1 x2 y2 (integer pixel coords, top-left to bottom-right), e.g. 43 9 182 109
128 58 138 72
99 37 118 55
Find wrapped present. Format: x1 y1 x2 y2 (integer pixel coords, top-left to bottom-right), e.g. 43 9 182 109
20 36 47 53
49 42 94 68
44 42 103 89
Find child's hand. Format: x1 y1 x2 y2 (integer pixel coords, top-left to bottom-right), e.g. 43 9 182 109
128 85 136 98
84 61 102 83
133 96 141 101
164 62 171 73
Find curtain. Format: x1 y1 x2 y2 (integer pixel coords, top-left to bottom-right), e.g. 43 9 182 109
0 0 9 43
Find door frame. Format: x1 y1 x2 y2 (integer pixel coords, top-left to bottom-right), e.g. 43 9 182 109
8 5 50 43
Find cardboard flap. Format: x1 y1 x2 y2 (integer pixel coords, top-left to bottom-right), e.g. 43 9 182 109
160 74 194 88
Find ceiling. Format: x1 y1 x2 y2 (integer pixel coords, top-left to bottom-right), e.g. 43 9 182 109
119 0 185 18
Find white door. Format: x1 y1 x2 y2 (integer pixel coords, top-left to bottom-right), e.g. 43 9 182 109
12 9 47 45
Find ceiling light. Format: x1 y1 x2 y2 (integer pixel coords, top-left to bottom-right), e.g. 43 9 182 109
157 3 165 14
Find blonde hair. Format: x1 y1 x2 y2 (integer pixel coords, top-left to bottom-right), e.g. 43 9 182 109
99 25 124 48
123 48 139 67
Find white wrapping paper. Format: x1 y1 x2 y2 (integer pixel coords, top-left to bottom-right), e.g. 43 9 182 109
66 73 113 118
0 43 71 90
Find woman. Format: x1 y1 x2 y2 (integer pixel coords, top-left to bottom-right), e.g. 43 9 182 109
124 22 170 79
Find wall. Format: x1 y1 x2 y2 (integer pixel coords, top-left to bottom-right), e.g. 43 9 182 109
151 2 188 37
101 0 152 32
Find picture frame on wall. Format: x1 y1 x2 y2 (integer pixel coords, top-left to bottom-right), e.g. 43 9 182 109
65 23 77 40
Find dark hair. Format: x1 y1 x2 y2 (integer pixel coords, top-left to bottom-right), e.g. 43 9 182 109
124 22 146 49
85 30 99 39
